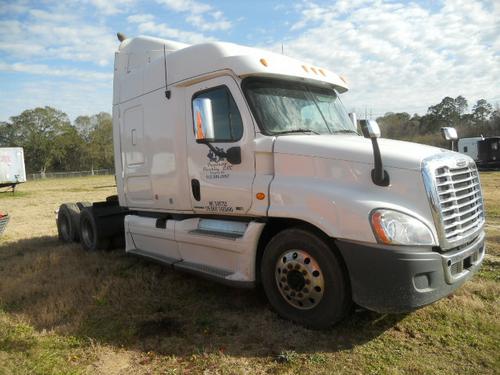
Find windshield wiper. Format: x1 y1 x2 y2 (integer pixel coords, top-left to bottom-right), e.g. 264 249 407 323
272 129 320 135
332 129 359 135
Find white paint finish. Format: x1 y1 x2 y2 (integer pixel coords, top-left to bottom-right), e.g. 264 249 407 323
185 75 256 215
174 218 265 281
123 106 144 166
269 154 437 244
248 134 275 216
143 54 166 94
113 36 348 108
0 147 26 184
145 87 191 211
120 103 153 205
125 215 181 260
458 137 482 161
249 174 273 216
124 219 135 252
125 176 153 202
112 105 126 205
273 134 447 171
114 84 192 211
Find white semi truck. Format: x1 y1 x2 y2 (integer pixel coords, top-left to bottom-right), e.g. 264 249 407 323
57 34 486 328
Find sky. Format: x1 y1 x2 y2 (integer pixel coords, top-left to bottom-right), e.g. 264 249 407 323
0 0 499 122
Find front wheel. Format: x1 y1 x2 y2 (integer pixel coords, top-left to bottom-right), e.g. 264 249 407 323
261 228 351 329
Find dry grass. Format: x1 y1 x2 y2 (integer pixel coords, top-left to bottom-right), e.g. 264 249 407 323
0 175 499 375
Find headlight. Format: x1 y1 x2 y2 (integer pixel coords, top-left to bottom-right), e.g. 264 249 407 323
370 209 436 246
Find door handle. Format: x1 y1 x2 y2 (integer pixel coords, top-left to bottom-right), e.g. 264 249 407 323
191 179 201 201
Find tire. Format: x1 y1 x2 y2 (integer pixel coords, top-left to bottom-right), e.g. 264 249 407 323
57 203 80 242
261 228 352 329
79 208 110 251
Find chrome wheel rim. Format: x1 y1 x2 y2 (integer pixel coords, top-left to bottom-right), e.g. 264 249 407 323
275 249 325 310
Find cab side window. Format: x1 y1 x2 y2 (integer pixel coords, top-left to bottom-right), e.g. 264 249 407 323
193 86 243 142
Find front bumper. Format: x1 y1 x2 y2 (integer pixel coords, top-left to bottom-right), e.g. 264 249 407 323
335 231 485 313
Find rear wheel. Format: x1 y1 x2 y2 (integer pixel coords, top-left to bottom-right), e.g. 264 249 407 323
57 203 80 242
79 208 110 251
261 228 351 329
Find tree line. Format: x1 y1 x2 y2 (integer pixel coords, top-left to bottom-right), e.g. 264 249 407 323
0 96 499 174
0 107 113 174
376 97 500 148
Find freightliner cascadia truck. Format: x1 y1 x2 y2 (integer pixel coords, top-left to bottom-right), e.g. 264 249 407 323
57 34 486 328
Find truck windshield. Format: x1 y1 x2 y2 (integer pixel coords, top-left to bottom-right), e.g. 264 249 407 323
243 78 357 136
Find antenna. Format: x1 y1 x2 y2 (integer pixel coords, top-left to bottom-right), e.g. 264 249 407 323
163 45 171 99
281 43 284 54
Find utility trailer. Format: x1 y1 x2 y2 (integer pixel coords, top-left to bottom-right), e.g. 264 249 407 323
0 147 26 193
57 34 486 328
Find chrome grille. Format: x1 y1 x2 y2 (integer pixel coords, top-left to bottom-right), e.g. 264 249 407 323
422 154 485 250
435 164 484 241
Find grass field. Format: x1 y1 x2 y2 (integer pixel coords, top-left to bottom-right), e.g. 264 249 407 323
0 175 498 374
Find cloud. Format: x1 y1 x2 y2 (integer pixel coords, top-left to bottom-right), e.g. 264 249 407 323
0 1 30 15
279 0 500 115
156 0 232 31
127 14 214 44
156 0 211 14
127 14 155 23
87 0 135 15
0 6 117 67
135 20 214 44
0 62 112 81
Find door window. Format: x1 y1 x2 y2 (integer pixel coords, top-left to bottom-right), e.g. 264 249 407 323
192 86 243 142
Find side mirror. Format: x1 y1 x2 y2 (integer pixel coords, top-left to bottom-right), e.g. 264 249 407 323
348 112 357 127
359 119 381 139
440 127 458 141
193 97 215 142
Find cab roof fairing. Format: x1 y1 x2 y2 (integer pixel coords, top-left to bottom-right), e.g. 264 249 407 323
115 36 349 93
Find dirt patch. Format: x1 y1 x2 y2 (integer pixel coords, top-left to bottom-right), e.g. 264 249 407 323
90 350 133 375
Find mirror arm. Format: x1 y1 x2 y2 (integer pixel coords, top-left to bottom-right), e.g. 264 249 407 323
202 140 227 158
371 138 389 186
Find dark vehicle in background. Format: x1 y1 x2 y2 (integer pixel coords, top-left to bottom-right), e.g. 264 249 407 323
456 136 500 170
477 136 500 169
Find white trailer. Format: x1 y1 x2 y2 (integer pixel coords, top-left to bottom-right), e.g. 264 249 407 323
0 147 26 192
458 137 482 161
57 34 485 328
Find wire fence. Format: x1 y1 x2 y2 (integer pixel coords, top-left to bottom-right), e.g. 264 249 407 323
27 169 114 180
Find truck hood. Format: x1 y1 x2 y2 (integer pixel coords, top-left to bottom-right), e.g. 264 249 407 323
273 134 448 171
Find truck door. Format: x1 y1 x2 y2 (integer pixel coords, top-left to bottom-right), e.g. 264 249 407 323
185 76 255 214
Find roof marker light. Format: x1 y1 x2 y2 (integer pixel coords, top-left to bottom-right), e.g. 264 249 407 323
310 67 318 74
340 75 348 83
260 58 268 67
301 65 309 72
318 68 326 76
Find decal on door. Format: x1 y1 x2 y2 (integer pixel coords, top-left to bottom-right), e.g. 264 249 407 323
206 200 234 213
203 149 232 180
